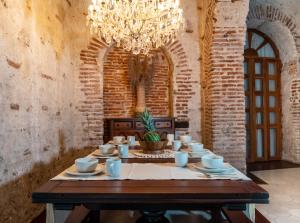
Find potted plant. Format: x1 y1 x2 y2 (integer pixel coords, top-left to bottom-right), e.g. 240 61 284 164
138 109 166 154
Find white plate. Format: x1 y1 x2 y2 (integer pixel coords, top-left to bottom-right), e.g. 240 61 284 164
65 165 104 176
108 140 125 145
188 150 210 158
108 140 140 146
92 150 118 157
192 163 234 174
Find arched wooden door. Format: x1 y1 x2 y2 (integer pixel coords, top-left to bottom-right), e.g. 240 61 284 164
244 29 282 162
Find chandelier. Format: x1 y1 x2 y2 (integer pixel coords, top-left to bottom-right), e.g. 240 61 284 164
87 0 185 55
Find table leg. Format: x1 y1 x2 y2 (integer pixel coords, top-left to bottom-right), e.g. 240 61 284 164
210 208 223 223
88 210 100 223
136 211 170 223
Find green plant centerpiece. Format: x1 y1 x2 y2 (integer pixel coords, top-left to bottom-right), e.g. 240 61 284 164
138 109 166 154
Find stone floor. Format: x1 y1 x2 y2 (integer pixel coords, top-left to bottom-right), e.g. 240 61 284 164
252 168 300 223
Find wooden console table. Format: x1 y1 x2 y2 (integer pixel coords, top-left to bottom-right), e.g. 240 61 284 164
103 118 175 143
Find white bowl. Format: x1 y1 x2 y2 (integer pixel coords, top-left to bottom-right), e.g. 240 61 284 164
113 136 125 144
179 135 192 144
75 158 98 173
99 144 115 155
190 143 204 152
201 154 224 169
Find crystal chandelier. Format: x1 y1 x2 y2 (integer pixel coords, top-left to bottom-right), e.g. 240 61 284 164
87 0 185 55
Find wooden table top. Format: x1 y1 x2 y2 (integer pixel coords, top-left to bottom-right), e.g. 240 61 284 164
32 157 269 209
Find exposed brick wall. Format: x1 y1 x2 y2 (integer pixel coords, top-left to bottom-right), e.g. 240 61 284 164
145 51 171 116
164 41 196 121
78 38 108 146
199 0 216 150
78 38 197 146
103 47 135 117
103 47 170 118
210 26 247 171
200 0 249 171
290 79 300 161
247 3 300 73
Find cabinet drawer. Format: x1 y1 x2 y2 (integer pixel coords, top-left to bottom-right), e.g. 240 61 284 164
135 121 144 129
113 121 133 129
154 121 172 129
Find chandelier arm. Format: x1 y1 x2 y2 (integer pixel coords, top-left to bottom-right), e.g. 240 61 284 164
87 0 185 55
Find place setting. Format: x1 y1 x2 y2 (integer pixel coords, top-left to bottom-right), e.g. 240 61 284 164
170 135 211 158
63 157 105 177
189 154 249 180
108 136 140 147
52 156 132 180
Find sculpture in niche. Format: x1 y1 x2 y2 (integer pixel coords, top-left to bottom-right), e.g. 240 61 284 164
128 53 156 114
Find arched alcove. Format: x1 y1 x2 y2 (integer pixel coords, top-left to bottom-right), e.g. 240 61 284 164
76 37 199 146
103 46 173 118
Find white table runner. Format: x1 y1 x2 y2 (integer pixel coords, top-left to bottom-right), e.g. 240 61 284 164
51 163 250 181
89 149 213 159
89 149 176 159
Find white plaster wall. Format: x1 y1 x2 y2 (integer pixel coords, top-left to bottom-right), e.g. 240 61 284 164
251 0 300 27
249 0 300 76
178 0 201 142
0 0 76 184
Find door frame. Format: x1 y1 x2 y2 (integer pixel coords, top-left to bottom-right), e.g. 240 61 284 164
244 29 283 163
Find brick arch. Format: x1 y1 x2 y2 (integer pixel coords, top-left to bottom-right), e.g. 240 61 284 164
77 37 108 146
77 38 195 146
247 4 300 163
247 4 300 77
163 41 195 121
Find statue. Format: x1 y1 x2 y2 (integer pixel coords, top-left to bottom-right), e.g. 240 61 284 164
128 53 155 114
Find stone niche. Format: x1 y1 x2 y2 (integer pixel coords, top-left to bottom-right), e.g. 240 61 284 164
103 46 172 118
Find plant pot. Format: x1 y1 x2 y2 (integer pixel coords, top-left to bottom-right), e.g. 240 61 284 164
140 141 166 154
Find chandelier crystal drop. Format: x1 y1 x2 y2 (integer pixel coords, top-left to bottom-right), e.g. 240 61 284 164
87 0 185 55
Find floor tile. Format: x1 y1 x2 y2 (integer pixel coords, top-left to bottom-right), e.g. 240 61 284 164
252 168 300 223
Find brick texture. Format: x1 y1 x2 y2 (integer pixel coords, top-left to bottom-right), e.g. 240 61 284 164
248 2 300 163
78 38 197 146
103 47 170 118
200 0 248 171
290 79 300 161
248 3 300 67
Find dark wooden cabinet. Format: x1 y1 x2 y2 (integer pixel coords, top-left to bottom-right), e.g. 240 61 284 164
104 118 175 143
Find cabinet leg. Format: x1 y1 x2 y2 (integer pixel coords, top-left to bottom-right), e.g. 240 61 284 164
210 208 223 223
89 210 100 223
136 210 170 223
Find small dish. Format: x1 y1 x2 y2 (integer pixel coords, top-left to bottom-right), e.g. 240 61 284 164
99 144 115 155
75 157 98 172
108 140 127 145
92 150 118 157
108 140 140 146
65 165 104 176
192 163 234 174
179 135 192 144
188 150 210 158
202 154 224 169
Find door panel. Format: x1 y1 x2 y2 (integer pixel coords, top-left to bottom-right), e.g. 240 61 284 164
244 58 282 162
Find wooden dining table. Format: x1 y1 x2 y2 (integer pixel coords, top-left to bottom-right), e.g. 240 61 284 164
32 157 269 223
